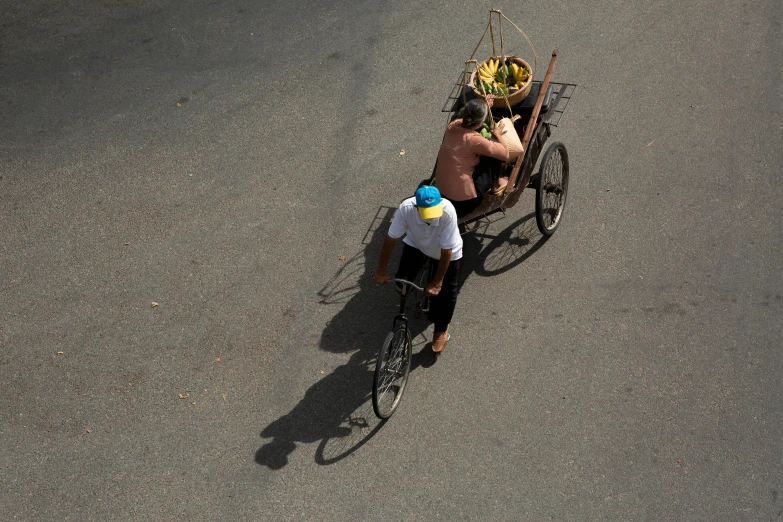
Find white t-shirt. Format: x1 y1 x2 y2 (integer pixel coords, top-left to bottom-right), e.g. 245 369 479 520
388 197 463 261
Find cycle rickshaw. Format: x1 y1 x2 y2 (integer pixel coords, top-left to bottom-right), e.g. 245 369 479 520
373 47 577 420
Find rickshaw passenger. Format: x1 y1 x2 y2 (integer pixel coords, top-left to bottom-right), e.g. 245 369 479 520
434 99 511 218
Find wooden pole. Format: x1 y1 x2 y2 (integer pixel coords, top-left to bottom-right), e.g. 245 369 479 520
504 50 559 194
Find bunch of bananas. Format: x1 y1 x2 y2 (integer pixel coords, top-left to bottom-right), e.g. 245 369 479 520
474 58 531 96
479 115 494 139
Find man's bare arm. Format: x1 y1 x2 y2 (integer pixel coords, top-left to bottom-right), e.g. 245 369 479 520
372 235 397 285
426 248 452 296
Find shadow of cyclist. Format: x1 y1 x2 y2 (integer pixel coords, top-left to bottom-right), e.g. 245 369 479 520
256 208 428 468
255 346 382 469
255 206 530 469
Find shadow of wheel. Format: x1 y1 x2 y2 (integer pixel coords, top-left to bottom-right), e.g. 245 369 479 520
476 211 548 277
314 399 387 465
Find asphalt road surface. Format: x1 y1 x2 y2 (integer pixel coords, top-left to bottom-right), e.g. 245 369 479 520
2 0 782 520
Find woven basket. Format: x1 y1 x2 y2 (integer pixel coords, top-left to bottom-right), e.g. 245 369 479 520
470 55 533 109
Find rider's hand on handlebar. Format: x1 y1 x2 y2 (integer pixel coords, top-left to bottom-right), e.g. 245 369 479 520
372 271 391 285
425 281 442 296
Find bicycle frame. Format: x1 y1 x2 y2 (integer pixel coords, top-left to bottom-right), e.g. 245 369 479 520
390 276 430 331
391 280 415 331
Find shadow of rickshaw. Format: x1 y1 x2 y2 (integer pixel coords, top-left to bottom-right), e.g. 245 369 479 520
256 205 548 468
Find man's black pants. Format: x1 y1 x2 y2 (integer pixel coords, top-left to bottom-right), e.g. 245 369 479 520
395 243 461 332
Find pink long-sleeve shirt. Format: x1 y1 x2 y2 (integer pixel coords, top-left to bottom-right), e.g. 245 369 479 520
434 119 509 201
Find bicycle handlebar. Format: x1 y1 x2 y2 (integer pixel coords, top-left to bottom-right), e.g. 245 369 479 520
391 278 425 292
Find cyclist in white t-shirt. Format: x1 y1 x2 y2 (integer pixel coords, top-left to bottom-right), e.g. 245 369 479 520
372 186 463 356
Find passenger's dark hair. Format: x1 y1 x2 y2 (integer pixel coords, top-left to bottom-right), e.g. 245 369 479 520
459 99 488 128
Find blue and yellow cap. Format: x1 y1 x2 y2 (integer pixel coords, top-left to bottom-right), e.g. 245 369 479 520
415 185 443 220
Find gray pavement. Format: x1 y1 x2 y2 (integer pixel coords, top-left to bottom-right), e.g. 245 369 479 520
1 0 782 520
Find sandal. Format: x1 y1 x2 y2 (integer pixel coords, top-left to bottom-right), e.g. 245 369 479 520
432 331 451 358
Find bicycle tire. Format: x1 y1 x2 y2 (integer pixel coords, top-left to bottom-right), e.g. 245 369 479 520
372 325 412 419
535 142 570 237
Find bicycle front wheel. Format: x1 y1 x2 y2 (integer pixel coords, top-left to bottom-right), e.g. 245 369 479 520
372 325 412 419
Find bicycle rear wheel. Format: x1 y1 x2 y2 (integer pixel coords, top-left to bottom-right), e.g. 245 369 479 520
372 325 412 419
535 142 569 237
